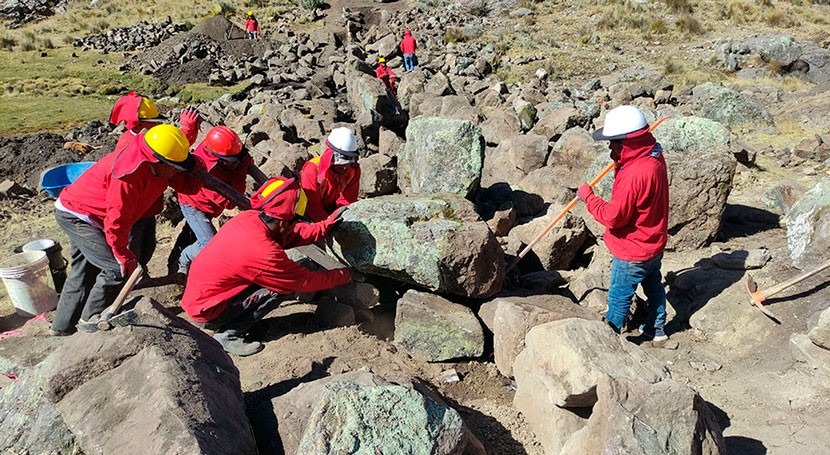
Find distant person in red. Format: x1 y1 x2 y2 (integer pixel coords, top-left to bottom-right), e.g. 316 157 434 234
175 125 252 276
300 127 361 222
50 125 201 336
375 57 397 93
245 11 260 40
400 29 417 72
181 177 353 356
108 92 201 274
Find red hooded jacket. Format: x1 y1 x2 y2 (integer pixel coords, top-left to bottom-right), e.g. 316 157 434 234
181 210 351 322
245 17 260 33
177 142 252 217
400 30 416 54
57 134 203 271
300 147 361 222
582 133 669 262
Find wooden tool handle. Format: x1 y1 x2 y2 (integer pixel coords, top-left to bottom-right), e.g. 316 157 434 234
764 257 830 298
102 266 144 320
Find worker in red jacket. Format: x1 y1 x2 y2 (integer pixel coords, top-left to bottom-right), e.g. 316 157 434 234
577 105 669 342
245 11 260 40
175 126 251 276
300 127 361 222
181 177 352 356
375 57 397 93
108 92 201 273
399 29 417 72
50 125 201 336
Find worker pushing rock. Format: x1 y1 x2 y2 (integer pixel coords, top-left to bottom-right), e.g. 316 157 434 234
180 177 355 356
50 124 203 336
300 127 362 222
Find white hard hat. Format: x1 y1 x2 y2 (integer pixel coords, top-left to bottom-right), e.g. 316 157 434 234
592 105 649 141
327 127 359 156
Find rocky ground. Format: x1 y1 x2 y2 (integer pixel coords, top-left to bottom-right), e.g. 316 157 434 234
2 0 830 454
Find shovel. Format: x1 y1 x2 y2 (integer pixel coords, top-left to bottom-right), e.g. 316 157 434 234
95 266 144 331
745 257 830 321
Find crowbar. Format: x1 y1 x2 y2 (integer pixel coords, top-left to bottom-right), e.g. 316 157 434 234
745 257 830 321
96 266 144 331
506 117 668 272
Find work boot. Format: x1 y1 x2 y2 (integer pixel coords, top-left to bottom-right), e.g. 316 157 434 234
77 315 101 333
213 332 263 357
48 327 71 337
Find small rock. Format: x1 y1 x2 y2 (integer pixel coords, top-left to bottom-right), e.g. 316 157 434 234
0 180 35 200
690 359 722 372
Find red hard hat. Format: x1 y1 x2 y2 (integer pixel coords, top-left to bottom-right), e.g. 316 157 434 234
204 125 243 159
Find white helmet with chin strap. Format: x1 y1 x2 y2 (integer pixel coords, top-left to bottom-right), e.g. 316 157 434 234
327 127 359 165
592 105 649 141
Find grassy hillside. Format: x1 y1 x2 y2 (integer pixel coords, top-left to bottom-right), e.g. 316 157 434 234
0 0 828 137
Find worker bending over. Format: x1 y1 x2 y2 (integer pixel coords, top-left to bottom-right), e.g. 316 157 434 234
181 177 353 356
50 125 201 335
175 125 251 276
577 105 670 342
300 127 361 222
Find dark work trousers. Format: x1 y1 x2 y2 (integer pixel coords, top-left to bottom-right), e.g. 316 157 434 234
129 217 156 271
52 209 126 332
199 286 288 337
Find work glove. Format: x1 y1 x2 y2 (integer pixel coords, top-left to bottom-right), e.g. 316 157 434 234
179 108 202 136
327 206 349 226
577 183 594 202
116 254 138 279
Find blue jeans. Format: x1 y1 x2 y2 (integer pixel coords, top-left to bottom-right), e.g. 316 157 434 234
606 254 666 335
403 53 415 71
178 204 217 274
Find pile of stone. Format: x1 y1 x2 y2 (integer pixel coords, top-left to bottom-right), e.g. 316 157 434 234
0 0 68 28
717 34 830 84
72 17 189 53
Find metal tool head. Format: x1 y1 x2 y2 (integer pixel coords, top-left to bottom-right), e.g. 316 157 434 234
91 309 140 332
745 274 779 322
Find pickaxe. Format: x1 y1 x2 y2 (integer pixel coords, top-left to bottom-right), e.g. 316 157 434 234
745 257 830 322
94 266 144 331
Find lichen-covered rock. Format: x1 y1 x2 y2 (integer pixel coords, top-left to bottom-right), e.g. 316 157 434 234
784 179 830 269
691 82 774 128
400 116 484 197
332 193 504 298
394 290 484 362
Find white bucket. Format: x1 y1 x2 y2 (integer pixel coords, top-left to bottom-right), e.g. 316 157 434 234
0 250 58 317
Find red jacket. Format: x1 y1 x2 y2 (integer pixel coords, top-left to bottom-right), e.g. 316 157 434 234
181 210 351 322
583 133 669 261
245 17 260 33
58 134 202 270
109 91 199 145
400 31 416 54
113 130 164 219
300 148 360 222
375 64 396 81
177 143 252 217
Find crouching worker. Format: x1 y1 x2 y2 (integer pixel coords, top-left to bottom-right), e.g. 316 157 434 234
175 126 251 277
50 125 199 336
181 177 353 356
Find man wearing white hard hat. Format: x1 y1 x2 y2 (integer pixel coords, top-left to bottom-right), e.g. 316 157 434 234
299 127 362 222
577 105 670 342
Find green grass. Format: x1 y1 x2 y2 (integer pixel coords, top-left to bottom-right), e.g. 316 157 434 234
0 95 113 137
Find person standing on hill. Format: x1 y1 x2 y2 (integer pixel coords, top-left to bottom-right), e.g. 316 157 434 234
108 92 201 274
299 127 361 223
181 177 353 356
577 105 670 342
399 29 417 72
174 125 252 278
50 125 202 336
245 11 260 40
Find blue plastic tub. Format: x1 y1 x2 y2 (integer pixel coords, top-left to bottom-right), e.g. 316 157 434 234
39 162 96 197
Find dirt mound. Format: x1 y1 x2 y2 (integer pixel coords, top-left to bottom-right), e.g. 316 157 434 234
190 14 244 42
0 122 113 189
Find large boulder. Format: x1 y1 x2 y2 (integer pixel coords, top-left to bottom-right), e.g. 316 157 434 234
479 295 598 377
273 370 478 454
345 71 403 128
691 82 774 128
394 290 484 362
561 376 727 455
480 108 521 146
508 203 589 270
332 194 505 298
784 179 830 269
359 153 398 198
546 127 607 189
480 133 548 188
399 116 484 197
717 35 830 84
513 319 669 408
0 298 256 455
654 116 738 249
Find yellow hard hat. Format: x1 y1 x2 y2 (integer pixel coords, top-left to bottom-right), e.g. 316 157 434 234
378 57 386 63
251 177 308 219
138 97 162 121
144 124 192 170
247 11 253 15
